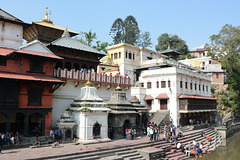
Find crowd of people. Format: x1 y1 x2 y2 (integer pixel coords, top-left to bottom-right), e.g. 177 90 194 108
145 122 209 158
0 132 21 146
125 128 137 140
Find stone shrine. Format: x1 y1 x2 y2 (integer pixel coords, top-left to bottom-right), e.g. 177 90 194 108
68 80 111 143
107 86 148 139
56 111 76 141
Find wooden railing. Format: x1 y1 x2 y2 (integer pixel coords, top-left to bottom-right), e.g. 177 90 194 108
54 68 131 86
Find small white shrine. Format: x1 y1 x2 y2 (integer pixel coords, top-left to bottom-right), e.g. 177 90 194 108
69 79 111 143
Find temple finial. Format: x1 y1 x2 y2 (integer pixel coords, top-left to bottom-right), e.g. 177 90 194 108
41 6 53 24
84 78 92 86
62 27 70 37
168 44 171 50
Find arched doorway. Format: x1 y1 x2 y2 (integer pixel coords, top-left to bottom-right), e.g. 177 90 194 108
55 61 63 69
0 113 6 132
64 62 72 71
81 64 88 70
11 113 24 134
93 122 101 138
29 113 42 136
123 119 131 138
73 63 80 70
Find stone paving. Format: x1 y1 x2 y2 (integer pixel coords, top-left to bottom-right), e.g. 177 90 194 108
0 136 152 160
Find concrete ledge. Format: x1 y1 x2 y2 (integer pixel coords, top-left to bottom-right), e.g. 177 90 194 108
137 147 165 160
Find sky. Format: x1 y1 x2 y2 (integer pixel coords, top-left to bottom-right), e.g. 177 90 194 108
1 0 240 50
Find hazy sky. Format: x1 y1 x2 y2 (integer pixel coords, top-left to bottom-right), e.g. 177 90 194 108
1 0 240 50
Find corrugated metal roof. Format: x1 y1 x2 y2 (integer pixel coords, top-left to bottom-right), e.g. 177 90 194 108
48 36 105 55
159 49 182 55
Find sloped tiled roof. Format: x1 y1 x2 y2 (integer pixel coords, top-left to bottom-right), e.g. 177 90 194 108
155 93 169 99
15 50 63 60
0 48 15 56
0 72 63 83
48 29 105 55
179 95 216 100
144 95 154 100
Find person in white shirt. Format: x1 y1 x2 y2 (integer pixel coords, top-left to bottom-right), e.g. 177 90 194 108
49 130 55 139
149 127 154 141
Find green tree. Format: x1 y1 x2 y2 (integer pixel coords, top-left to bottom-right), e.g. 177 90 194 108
93 41 108 54
110 15 140 45
76 30 108 53
207 24 240 113
155 33 189 54
123 15 140 45
138 31 152 48
109 18 124 44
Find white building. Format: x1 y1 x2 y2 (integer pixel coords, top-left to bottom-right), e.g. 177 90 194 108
132 56 217 126
107 43 165 84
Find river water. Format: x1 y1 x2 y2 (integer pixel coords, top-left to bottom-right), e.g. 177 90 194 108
198 131 240 160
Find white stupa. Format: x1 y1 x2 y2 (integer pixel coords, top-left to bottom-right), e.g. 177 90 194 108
69 79 111 143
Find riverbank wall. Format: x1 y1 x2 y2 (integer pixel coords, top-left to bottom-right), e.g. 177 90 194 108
215 119 240 139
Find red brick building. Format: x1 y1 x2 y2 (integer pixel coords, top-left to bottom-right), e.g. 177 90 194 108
0 9 63 136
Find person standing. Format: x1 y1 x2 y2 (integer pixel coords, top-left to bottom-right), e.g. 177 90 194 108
149 127 154 142
134 129 137 139
131 128 134 140
153 127 158 141
125 128 129 140
54 128 60 142
172 125 176 136
157 127 161 140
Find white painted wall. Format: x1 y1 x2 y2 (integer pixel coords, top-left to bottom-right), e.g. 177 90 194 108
52 80 131 128
0 21 23 49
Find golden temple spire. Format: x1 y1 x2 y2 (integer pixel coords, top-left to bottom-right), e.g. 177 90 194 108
167 44 171 50
41 6 53 24
84 78 92 86
105 52 111 60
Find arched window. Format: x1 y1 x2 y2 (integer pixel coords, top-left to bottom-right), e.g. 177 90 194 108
93 122 101 138
73 63 80 70
55 61 63 69
64 62 72 71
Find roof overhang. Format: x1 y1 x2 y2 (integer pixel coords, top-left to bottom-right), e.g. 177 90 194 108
179 95 216 100
144 95 154 100
155 93 169 99
0 72 64 83
14 50 63 60
179 109 217 113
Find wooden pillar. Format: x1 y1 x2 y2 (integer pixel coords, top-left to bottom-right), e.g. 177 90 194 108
24 114 30 136
5 114 11 133
41 115 45 136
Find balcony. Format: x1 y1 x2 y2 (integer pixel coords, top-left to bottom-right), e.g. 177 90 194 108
54 68 131 87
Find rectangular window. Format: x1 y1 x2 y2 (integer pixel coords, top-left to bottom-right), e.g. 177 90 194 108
0 56 7 66
168 80 171 88
185 82 188 89
206 86 208 92
129 53 132 59
114 53 118 59
29 59 43 73
209 61 211 64
140 83 144 87
111 54 113 60
202 62 205 66
216 73 219 79
161 81 166 88
125 52 128 58
195 84 197 90
119 52 121 58
0 80 18 107
180 81 183 88
156 81 159 88
203 85 205 91
190 83 192 90
28 88 43 106
133 54 135 60
199 84 201 91
147 82 151 89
